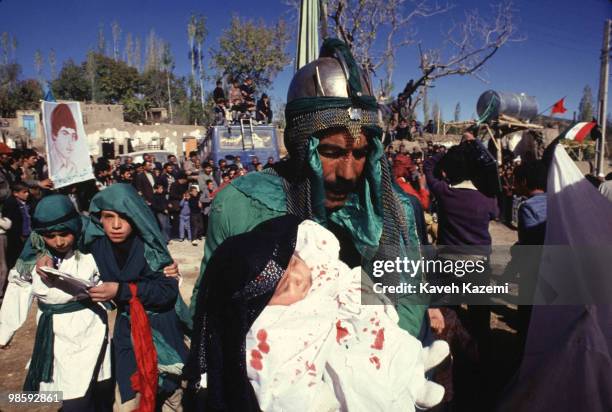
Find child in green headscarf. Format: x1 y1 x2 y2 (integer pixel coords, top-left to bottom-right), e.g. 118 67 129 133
84 183 188 411
0 194 113 412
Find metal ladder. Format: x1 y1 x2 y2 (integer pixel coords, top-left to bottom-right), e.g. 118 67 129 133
240 117 255 150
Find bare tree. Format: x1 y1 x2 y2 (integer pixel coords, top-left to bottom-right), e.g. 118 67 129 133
418 2 521 82
48 49 57 80
124 32 134 66
111 20 122 61
1 32 9 64
187 15 197 92
97 23 106 55
327 0 451 95
422 86 430 123
86 49 97 102
194 16 208 110
134 37 142 72
145 29 159 72
34 49 44 84
161 42 175 122
11 36 17 61
326 0 521 120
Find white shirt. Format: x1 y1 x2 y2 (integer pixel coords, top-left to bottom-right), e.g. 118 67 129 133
0 251 111 399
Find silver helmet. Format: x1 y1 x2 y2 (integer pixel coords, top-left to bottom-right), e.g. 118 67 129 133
284 53 380 159
287 56 374 102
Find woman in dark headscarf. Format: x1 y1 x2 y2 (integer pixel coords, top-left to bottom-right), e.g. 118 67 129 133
84 183 188 411
0 194 113 411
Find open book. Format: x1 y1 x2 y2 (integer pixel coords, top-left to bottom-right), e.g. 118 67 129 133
39 266 97 299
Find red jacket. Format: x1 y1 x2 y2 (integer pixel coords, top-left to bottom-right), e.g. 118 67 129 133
396 177 430 210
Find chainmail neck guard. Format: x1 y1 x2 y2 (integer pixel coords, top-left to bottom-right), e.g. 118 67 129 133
268 132 416 302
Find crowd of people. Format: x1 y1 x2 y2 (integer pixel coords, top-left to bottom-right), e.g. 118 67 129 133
0 37 610 412
212 76 273 126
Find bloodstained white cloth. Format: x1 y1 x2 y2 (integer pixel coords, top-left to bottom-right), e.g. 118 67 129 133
245 220 433 412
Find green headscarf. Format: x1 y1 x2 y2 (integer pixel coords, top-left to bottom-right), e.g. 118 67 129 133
32 194 82 236
84 183 172 271
14 195 84 276
86 184 193 332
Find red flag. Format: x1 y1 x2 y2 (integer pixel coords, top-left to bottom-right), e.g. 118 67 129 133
551 98 567 114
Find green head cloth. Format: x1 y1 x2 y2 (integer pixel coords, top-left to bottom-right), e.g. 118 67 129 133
85 183 172 272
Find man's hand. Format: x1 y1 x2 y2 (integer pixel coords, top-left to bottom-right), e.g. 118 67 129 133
428 308 446 335
163 261 180 278
38 179 54 189
36 255 54 281
88 282 119 302
269 254 312 306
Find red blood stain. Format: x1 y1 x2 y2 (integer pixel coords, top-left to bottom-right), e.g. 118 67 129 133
371 330 376 335
371 328 385 350
251 358 263 370
375 321 380 327
369 356 381 370
251 349 263 359
362 328 367 332
305 361 316 372
256 329 267 342
336 320 350 343
370 317 375 322
322 240 327 245
258 341 270 354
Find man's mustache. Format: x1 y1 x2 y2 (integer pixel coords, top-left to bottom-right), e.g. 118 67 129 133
324 178 358 194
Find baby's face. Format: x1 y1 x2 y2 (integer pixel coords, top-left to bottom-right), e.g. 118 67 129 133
268 254 312 306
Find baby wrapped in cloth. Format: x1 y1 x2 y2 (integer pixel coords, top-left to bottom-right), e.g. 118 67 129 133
187 215 447 411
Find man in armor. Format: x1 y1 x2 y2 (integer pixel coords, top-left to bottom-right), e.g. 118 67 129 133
190 39 427 337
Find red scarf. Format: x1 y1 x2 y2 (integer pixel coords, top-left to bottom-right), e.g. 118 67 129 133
128 283 158 412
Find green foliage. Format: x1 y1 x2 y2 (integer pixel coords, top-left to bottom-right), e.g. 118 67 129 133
91 53 141 104
51 59 90 101
211 15 291 89
122 96 148 123
0 62 41 117
141 69 186 109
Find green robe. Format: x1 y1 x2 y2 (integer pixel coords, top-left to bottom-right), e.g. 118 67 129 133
191 171 427 337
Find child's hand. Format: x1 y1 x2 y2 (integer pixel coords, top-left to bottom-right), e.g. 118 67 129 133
163 261 180 278
36 255 54 281
428 308 445 335
88 282 119 302
269 254 311 306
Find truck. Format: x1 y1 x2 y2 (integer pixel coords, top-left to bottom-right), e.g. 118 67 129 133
199 120 281 166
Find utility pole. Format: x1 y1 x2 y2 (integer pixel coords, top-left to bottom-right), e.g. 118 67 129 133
595 19 611 177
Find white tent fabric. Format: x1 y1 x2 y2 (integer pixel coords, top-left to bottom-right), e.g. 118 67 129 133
499 145 612 412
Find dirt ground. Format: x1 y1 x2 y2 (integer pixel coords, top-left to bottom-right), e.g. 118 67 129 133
0 223 518 411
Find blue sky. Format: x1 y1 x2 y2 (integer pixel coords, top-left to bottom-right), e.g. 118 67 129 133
1 0 610 122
